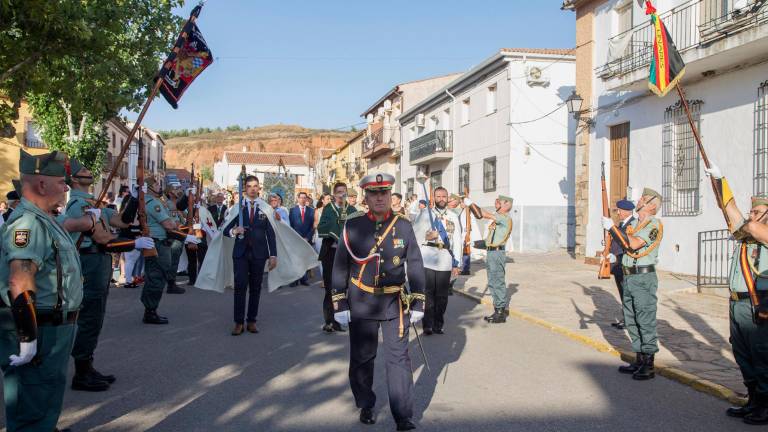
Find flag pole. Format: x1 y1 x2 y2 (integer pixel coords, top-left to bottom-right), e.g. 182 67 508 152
675 83 730 226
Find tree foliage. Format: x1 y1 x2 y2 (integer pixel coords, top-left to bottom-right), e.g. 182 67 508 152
0 0 184 173
200 166 213 183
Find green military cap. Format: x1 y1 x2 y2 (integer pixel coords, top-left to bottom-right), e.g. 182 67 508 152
8 180 21 199
642 187 662 202
65 158 85 185
498 194 513 203
19 149 70 177
752 196 768 208
347 189 358 197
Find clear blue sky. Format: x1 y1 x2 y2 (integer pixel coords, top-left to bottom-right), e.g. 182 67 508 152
130 0 575 132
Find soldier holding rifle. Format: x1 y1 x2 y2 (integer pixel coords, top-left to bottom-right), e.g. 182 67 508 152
602 188 663 381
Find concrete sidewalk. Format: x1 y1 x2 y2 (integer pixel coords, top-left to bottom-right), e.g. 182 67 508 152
451 251 742 401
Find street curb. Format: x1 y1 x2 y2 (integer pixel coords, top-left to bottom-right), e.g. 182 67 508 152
452 287 746 406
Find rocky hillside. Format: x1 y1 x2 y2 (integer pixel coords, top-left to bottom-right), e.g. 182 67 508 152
163 124 353 170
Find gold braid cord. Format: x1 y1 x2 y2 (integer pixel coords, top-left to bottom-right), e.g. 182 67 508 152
625 219 664 259
399 292 425 313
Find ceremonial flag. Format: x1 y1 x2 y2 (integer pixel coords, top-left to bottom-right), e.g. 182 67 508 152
645 1 685 97
158 5 214 109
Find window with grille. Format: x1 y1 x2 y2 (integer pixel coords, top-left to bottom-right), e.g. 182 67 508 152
662 99 702 216
483 157 496 192
458 163 470 193
754 81 768 196
430 170 443 189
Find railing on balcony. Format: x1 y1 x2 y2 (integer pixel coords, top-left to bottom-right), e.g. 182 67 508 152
409 130 453 163
362 123 386 157
596 0 768 79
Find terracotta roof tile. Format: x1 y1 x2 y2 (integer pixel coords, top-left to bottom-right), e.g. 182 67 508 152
223 152 307 166
501 47 575 56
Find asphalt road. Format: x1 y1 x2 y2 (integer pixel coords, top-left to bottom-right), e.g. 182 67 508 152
0 278 754 432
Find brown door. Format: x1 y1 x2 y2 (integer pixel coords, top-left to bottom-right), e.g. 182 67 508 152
609 123 630 207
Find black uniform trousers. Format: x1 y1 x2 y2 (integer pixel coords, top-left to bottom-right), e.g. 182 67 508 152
423 268 451 331
185 243 207 286
321 247 336 325
349 317 413 422
233 251 266 324
610 255 625 299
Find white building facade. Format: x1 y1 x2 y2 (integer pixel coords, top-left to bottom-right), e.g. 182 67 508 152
213 151 312 191
98 120 164 198
399 48 577 252
583 0 768 275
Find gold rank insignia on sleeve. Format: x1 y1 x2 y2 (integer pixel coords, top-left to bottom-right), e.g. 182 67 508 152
392 256 401 266
331 293 346 302
13 230 30 248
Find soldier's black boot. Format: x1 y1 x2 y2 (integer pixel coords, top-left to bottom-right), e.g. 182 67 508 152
88 358 116 384
143 309 169 324
396 419 416 431
483 308 498 322
488 308 507 324
727 384 757 418
359 408 375 425
632 353 655 380
71 359 110 392
166 280 186 294
744 393 768 425
618 353 643 374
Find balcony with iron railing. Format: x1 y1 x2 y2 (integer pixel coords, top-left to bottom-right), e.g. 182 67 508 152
596 0 768 86
362 123 390 159
409 130 453 165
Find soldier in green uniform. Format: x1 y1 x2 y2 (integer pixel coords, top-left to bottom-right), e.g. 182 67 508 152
463 194 513 323
603 188 663 381
0 150 81 432
704 164 768 424
164 183 186 295
347 189 365 212
142 176 200 324
58 159 155 392
317 182 354 332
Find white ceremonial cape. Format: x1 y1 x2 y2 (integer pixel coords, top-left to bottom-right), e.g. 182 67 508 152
194 198 319 293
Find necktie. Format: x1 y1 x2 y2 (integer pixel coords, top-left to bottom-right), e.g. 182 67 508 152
249 201 255 223
300 206 305 223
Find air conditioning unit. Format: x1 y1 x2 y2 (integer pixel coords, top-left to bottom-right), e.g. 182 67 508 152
383 100 392 112
366 113 374 124
415 114 426 127
377 107 385 117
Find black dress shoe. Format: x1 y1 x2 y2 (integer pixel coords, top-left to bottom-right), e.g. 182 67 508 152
322 323 334 333
460 270 471 276
143 310 169 325
423 327 433 335
396 419 416 431
231 324 244 335
89 362 116 384
247 322 259 333
433 328 444 334
290 282 298 287
487 308 507 323
331 322 346 332
359 408 375 425
71 372 110 392
619 353 643 374
166 284 186 294
727 387 756 418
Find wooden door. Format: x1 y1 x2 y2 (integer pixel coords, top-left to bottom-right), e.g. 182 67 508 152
609 123 630 207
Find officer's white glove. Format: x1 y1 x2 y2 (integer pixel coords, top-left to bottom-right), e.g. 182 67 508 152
9 341 37 367
85 208 101 220
184 235 201 245
601 217 615 231
334 310 351 326
410 310 424 324
608 253 617 264
134 237 155 250
704 164 723 179
463 197 474 207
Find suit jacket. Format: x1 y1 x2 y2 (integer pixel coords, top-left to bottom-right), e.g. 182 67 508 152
610 216 635 257
289 205 314 241
223 202 277 260
208 204 227 227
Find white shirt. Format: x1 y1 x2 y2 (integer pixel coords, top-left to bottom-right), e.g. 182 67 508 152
415 207 463 272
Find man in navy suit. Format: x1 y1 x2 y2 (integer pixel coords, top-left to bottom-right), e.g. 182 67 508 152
207 192 228 227
289 192 315 286
223 175 277 335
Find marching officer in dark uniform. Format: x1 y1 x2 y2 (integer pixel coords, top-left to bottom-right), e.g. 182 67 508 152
223 175 277 335
331 173 426 431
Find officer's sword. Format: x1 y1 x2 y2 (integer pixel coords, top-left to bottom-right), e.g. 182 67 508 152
410 319 430 372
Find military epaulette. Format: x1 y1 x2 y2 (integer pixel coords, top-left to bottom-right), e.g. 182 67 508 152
346 211 365 219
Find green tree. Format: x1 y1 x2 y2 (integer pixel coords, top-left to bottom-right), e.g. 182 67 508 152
1 0 184 173
200 166 213 183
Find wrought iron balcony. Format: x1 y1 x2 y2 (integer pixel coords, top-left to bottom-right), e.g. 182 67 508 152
409 130 453 165
596 0 768 79
362 123 389 159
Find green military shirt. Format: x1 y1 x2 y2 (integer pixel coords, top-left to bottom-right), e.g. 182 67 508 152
146 196 171 240
60 189 115 248
486 212 512 247
0 199 83 312
621 216 663 267
728 242 768 293
317 202 353 241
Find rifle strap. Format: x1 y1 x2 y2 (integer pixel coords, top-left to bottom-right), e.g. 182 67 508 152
741 242 760 306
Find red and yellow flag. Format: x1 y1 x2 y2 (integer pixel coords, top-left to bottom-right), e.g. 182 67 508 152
645 1 686 97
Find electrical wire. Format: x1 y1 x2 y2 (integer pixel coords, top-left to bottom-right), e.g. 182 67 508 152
510 125 569 169
508 104 565 125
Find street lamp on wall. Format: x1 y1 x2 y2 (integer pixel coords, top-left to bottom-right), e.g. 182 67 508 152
566 90 595 128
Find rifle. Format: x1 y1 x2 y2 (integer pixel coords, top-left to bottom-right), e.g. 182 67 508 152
136 131 157 257
185 164 198 252
598 162 612 279
195 174 203 239
463 187 471 256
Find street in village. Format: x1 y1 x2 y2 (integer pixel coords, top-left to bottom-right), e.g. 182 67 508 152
0 254 749 432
